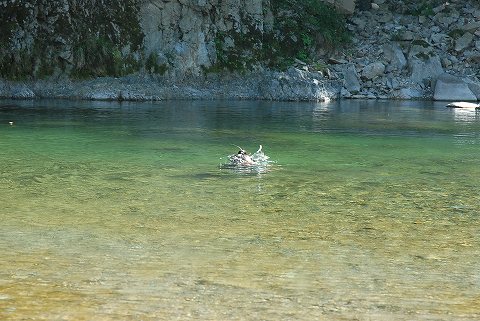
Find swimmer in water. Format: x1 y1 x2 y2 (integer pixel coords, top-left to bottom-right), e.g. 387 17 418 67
236 149 255 165
228 146 257 166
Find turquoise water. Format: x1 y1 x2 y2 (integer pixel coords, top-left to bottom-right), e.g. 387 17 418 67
0 99 479 320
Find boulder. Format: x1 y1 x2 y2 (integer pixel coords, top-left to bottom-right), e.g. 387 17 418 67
430 33 447 44
361 62 385 80
340 87 351 98
398 30 415 41
408 42 433 60
343 63 361 93
460 21 480 32
322 0 356 14
409 55 443 84
385 77 401 90
465 79 480 100
455 32 474 52
391 87 424 100
433 74 477 101
383 43 407 71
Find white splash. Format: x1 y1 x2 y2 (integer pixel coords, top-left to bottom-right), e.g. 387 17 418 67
221 145 275 173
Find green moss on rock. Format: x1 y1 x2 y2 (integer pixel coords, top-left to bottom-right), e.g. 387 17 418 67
0 0 145 80
211 0 351 72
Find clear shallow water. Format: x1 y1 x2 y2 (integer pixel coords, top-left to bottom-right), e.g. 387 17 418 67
0 99 479 320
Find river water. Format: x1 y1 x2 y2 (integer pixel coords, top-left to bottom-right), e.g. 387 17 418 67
0 99 479 320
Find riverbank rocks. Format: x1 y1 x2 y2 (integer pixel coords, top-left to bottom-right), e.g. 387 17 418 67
433 74 478 101
383 43 407 72
0 82 36 99
323 0 356 14
455 33 474 52
1 0 480 101
409 56 444 85
259 68 339 101
336 0 480 100
0 70 341 102
362 62 385 80
140 0 270 77
343 64 361 94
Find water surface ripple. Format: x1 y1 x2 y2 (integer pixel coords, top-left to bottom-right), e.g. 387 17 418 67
0 99 479 320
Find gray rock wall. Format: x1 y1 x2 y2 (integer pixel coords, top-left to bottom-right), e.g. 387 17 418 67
139 0 271 77
1 0 480 102
0 0 144 79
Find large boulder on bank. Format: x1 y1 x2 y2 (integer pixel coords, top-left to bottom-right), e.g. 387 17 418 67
465 79 480 100
343 63 361 94
361 62 385 80
433 74 478 101
383 43 407 71
409 55 444 84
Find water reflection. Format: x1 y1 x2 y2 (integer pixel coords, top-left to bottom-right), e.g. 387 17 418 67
450 107 480 123
447 108 480 145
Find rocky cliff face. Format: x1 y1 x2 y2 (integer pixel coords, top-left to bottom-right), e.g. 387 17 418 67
0 0 277 78
140 0 351 77
0 0 143 79
139 0 272 77
0 0 349 80
1 0 480 102
0 0 349 101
